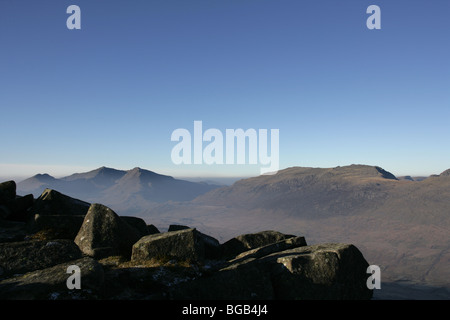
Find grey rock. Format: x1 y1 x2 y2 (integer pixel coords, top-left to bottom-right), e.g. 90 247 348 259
0 257 104 300
74 203 141 259
131 228 220 263
0 239 82 278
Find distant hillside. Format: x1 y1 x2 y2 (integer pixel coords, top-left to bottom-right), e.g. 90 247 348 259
17 167 220 215
398 176 428 182
146 164 450 296
192 165 399 217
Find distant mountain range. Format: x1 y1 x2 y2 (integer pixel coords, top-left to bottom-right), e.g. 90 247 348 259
17 166 220 215
15 164 450 298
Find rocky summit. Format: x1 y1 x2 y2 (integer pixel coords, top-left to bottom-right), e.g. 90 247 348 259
0 180 373 300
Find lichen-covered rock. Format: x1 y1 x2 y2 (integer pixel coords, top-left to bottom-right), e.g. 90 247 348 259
74 203 141 259
0 239 82 278
0 257 104 300
131 228 220 263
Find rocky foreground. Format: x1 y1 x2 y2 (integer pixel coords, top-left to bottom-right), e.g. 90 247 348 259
0 180 373 300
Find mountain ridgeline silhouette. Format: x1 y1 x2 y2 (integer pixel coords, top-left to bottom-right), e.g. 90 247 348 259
17 167 220 214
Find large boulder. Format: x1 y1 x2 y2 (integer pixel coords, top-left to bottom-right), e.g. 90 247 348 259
269 243 373 299
74 204 142 259
131 228 220 263
120 216 149 238
0 181 16 204
170 243 373 300
221 230 297 259
0 181 34 222
0 257 104 300
0 239 82 278
31 189 90 216
2 194 34 222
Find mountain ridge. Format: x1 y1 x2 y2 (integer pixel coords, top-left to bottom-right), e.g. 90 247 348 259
17 166 221 214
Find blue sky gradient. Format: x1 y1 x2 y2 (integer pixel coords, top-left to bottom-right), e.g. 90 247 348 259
1 0 449 179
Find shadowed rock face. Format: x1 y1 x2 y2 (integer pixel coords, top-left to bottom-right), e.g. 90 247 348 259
0 181 34 222
0 181 16 204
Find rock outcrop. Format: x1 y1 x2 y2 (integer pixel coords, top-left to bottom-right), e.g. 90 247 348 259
0 257 104 300
74 203 142 259
0 239 81 278
169 242 371 300
0 182 374 300
0 181 34 222
131 228 221 263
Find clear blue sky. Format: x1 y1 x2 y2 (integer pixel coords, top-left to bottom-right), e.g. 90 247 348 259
0 0 449 179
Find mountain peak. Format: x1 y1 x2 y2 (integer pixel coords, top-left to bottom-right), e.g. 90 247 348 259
63 166 126 182
439 169 450 177
33 173 55 180
124 167 173 181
